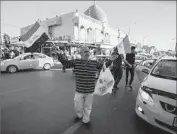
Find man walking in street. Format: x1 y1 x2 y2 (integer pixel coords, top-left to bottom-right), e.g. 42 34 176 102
110 47 131 93
125 46 136 90
60 46 110 125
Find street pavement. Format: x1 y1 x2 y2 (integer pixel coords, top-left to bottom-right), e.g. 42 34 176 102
0 68 169 134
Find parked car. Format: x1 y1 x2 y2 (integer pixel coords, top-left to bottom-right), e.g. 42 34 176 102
0 53 54 73
135 55 148 66
135 56 177 134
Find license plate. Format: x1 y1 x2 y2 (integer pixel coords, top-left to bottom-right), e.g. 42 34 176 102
173 117 177 127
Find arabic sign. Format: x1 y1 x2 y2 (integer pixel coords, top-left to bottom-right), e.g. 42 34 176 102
49 35 72 42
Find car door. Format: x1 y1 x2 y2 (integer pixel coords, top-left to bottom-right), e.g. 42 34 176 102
30 54 39 69
136 59 156 83
19 54 34 70
33 54 46 68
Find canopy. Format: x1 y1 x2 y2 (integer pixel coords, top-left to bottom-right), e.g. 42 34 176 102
100 44 113 49
20 21 49 48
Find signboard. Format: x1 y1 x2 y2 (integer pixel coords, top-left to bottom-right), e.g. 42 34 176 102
49 35 71 42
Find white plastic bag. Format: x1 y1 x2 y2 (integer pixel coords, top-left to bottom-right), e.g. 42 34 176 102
94 65 115 96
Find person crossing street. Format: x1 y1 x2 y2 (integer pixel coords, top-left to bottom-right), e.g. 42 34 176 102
110 47 132 93
125 46 136 90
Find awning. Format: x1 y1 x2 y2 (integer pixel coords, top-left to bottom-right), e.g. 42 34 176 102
46 40 68 44
100 44 114 49
66 43 81 47
20 21 49 48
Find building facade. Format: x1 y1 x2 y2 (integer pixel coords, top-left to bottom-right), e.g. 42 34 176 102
20 3 126 51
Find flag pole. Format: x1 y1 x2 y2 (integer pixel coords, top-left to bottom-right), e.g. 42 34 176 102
118 26 119 44
117 26 120 53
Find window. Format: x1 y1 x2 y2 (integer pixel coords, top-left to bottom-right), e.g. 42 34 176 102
151 60 177 80
34 54 46 59
141 59 155 69
23 55 34 60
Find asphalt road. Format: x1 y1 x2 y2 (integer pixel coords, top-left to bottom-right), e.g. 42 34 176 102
0 69 169 134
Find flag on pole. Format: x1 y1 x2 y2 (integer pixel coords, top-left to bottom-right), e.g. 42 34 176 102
123 35 131 53
117 40 125 55
20 21 49 48
116 35 131 55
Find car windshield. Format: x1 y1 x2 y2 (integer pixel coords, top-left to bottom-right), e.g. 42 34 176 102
151 60 177 80
14 53 30 59
14 55 23 59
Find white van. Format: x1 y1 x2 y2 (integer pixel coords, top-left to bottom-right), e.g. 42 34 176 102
135 56 177 134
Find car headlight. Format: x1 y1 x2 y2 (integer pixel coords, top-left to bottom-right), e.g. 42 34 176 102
139 86 154 105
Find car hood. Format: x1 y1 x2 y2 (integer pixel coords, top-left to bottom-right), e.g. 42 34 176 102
1 59 18 64
143 75 177 94
2 59 13 62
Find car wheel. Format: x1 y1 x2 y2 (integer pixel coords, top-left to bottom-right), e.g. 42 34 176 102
7 65 18 73
43 63 51 70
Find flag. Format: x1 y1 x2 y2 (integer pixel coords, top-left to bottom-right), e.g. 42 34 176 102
117 40 125 55
116 35 131 55
123 35 131 53
20 21 49 48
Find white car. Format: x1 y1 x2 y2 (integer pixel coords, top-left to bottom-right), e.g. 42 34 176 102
135 55 148 66
0 53 54 73
135 56 177 134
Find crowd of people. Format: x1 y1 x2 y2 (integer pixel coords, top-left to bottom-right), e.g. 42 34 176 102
0 45 23 60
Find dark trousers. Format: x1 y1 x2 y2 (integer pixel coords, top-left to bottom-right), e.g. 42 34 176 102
113 67 123 88
63 66 66 72
126 67 135 86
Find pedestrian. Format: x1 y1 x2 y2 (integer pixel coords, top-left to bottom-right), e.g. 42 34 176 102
75 51 81 59
4 48 9 59
125 46 136 90
62 52 68 72
110 47 131 93
60 46 110 125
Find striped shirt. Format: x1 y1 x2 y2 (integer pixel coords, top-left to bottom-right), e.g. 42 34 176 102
63 59 104 93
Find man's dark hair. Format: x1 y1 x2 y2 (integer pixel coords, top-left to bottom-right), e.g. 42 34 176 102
131 46 136 50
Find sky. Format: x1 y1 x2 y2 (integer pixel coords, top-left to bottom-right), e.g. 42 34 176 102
1 1 176 51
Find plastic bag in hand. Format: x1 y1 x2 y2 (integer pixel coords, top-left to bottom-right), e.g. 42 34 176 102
94 67 115 96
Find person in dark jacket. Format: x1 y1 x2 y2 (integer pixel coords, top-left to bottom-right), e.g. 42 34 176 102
110 47 131 92
125 46 136 90
57 50 68 72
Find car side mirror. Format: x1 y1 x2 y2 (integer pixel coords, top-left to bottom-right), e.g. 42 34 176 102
142 68 149 74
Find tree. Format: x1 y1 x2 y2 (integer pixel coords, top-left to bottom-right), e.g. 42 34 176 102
3 33 11 48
